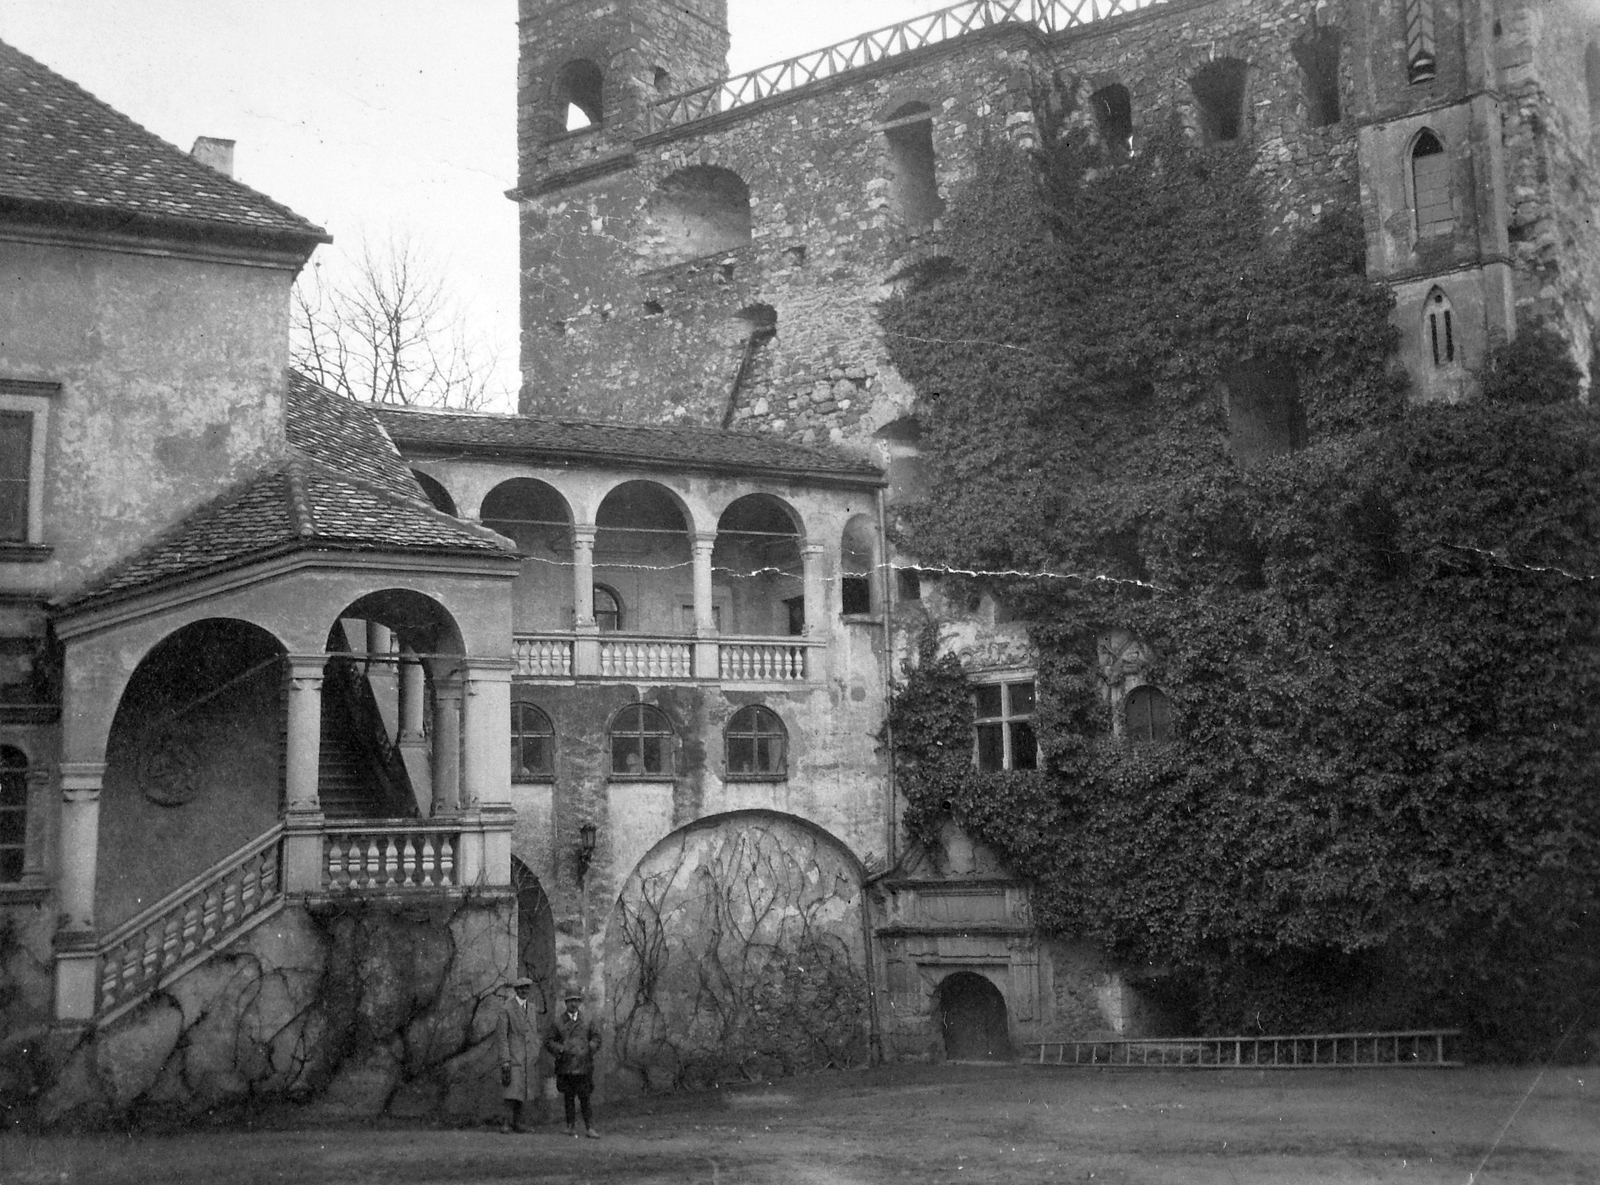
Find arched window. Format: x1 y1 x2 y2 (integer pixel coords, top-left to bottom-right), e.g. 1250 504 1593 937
1424 287 1457 367
1404 0 1437 84
648 166 752 263
1292 27 1342 127
411 470 457 516
556 59 604 131
1412 129 1453 238
611 704 674 777
883 102 944 226
593 584 623 632
725 706 787 777
1191 58 1248 143
1090 84 1134 160
0 746 29 882
841 515 878 616
511 701 555 781
1125 685 1172 744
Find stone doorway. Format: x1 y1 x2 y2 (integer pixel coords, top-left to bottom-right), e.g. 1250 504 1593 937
935 971 1011 1061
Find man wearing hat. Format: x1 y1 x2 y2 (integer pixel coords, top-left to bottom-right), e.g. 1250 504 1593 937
544 987 602 1138
496 976 540 1133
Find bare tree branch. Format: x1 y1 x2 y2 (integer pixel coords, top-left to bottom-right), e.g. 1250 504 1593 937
291 233 505 411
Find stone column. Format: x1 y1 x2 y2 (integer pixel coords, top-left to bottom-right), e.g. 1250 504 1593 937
430 674 463 816
364 621 392 668
692 530 719 678
396 649 432 810
460 659 513 811
802 541 828 636
21 766 51 888
282 656 326 895
53 761 105 1021
572 524 600 677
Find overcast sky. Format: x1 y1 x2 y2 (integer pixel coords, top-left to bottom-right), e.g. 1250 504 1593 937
0 2 944 411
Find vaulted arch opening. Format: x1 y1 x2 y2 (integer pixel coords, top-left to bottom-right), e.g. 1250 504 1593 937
713 494 803 636
934 971 1011 1061
595 481 692 635
482 478 574 631
648 166 752 263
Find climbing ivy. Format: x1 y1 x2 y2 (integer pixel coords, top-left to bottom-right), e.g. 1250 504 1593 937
881 120 1600 1058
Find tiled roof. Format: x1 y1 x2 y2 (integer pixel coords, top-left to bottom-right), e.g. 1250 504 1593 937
286 372 420 502
60 381 515 613
0 38 327 245
375 406 885 483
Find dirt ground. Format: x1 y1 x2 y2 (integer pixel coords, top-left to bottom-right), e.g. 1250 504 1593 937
2 1062 1595 1185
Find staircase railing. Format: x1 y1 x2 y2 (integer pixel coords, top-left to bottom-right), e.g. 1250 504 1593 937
646 0 1164 134
95 824 285 1024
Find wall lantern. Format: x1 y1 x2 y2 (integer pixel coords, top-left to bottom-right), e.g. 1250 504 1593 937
577 821 598 879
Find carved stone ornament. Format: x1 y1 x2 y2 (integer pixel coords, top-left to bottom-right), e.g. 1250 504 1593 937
136 730 202 807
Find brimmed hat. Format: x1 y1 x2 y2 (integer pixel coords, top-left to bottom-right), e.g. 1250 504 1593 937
562 989 585 1002
510 976 534 989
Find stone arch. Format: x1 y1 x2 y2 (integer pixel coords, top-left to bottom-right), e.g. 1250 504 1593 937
99 618 288 931
713 493 804 636
513 856 558 1016
647 165 752 264
933 970 1011 1061
555 58 604 131
336 587 466 658
603 810 869 1091
595 480 695 636
481 478 574 631
411 469 458 517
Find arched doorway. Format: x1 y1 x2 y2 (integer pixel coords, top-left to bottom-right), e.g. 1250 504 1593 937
936 971 1011 1061
513 857 557 1016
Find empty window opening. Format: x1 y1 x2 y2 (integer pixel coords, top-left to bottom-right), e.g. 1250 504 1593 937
1425 287 1457 366
0 746 28 882
784 245 808 266
556 59 604 131
897 567 922 601
884 103 944 226
1191 58 1249 143
1124 685 1172 744
648 166 752 263
593 584 623 632
1404 0 1437 84
713 493 802 635
411 470 458 516
841 515 878 616
653 66 672 94
511 701 555 781
974 680 1037 772
726 705 787 777
643 299 665 315
1412 129 1453 237
1293 26 1342 127
0 412 32 543
1226 358 1307 465
551 319 568 336
1090 84 1134 160
610 703 674 777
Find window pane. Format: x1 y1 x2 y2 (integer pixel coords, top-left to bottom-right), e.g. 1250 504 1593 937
0 809 24 844
0 772 25 807
973 685 1003 719
728 736 754 773
641 736 665 774
613 735 641 774
976 722 1005 772
841 576 872 615
1011 721 1038 770
0 847 22 882
0 412 29 543
755 736 780 773
1008 682 1036 715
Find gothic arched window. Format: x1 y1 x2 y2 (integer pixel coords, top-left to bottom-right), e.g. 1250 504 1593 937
1412 129 1453 238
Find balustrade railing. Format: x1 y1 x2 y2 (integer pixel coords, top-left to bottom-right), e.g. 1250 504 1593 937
96 825 285 1022
323 824 459 891
718 639 816 681
600 636 695 679
514 635 574 677
647 0 1162 133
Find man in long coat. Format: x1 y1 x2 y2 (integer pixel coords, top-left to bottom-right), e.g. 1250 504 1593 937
496 977 540 1133
545 989 602 1137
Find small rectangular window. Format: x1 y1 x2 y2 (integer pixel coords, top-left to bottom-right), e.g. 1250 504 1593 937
0 412 31 543
841 576 872 616
973 679 1038 772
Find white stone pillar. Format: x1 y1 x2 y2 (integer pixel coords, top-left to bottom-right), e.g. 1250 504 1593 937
282 656 327 895
802 541 828 636
399 651 427 741
460 659 513 811
365 621 392 667
53 761 105 1021
692 530 719 678
283 656 325 816
431 676 463 816
572 524 600 676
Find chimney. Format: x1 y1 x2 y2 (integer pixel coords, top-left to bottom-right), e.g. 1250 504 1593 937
190 136 236 178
